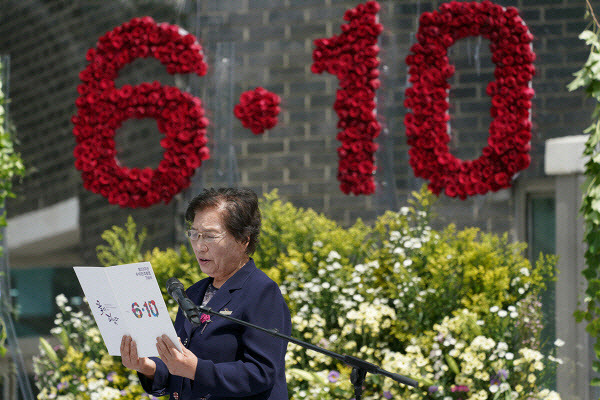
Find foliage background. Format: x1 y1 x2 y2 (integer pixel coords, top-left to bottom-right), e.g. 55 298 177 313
0 58 26 359
568 1 600 388
33 189 560 399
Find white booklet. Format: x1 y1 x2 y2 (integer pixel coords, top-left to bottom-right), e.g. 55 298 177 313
73 262 181 357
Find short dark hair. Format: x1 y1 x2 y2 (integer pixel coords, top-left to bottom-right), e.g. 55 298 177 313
185 188 261 255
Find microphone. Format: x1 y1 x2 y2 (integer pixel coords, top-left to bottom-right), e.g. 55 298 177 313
166 277 202 325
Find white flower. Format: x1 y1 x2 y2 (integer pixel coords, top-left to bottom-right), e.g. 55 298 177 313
554 338 565 347
353 294 364 302
498 310 508 318
355 264 367 273
326 251 341 262
55 294 68 307
489 384 499 393
505 352 514 360
540 390 561 400
50 327 63 335
548 355 563 364
499 382 510 393
520 267 530 276
490 306 499 313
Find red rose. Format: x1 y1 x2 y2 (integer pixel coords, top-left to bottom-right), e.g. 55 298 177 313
445 184 458 197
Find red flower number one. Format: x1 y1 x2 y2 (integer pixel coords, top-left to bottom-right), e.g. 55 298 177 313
312 1 383 195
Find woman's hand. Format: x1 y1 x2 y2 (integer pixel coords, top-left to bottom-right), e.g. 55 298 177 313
120 335 156 378
156 335 198 380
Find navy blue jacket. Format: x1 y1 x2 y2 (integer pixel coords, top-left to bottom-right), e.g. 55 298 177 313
140 259 291 399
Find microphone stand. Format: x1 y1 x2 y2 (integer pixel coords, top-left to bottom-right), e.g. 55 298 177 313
189 304 422 400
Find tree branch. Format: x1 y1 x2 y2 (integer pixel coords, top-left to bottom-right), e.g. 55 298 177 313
586 0 600 31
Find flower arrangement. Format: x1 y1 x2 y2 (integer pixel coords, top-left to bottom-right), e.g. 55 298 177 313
384 308 563 400
404 1 536 199
263 188 559 399
72 16 210 208
234 87 281 134
35 188 560 400
312 1 383 195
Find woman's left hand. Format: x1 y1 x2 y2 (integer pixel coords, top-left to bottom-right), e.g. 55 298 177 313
156 335 198 380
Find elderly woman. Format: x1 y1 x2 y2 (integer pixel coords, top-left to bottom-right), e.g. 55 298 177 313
120 187 291 400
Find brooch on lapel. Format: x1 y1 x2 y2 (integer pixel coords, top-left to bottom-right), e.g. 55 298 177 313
200 313 211 334
219 308 233 316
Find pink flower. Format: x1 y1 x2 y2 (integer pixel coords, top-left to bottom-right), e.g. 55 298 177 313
200 314 211 324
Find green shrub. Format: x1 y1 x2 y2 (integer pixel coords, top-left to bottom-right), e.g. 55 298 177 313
255 190 372 284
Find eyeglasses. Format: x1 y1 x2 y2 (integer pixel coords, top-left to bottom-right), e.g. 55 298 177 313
185 229 226 243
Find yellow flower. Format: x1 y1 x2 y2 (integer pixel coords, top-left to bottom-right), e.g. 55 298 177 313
515 384 523 393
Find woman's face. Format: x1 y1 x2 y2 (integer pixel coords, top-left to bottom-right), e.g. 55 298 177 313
189 206 249 288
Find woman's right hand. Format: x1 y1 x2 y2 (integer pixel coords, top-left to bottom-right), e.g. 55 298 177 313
120 335 156 379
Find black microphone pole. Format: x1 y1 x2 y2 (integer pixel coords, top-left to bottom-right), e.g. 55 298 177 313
167 279 423 399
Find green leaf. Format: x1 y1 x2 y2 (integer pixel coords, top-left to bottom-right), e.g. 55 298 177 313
58 327 70 349
445 354 460 375
39 337 59 364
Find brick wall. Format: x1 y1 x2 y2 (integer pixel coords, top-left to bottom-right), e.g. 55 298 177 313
0 0 594 263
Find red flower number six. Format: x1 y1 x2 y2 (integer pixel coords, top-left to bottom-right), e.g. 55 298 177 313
73 17 210 208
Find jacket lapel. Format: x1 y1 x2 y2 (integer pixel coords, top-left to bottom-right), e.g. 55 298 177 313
201 259 257 321
184 279 210 339
183 259 257 337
